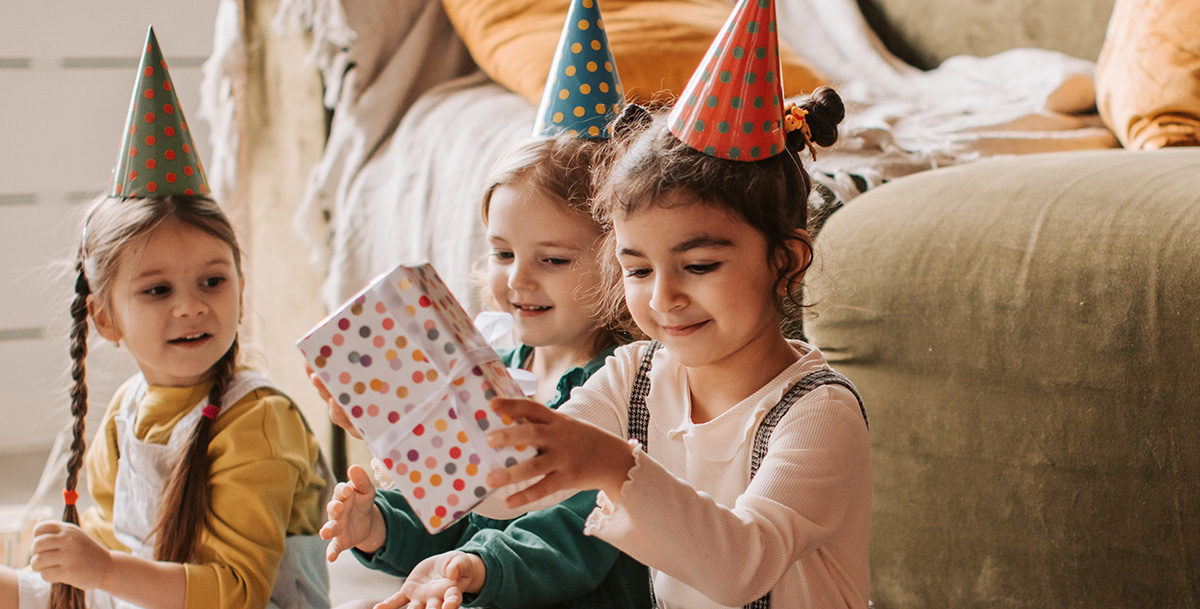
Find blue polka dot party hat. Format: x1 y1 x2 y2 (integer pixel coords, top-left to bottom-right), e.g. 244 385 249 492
109 26 209 199
532 0 625 139
668 0 787 161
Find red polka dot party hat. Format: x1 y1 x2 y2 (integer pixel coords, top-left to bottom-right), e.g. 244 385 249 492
533 0 624 139
109 26 209 199
668 0 787 161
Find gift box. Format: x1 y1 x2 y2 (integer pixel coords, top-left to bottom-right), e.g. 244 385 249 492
298 262 535 533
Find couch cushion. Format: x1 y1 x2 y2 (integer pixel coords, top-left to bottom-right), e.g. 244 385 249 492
1096 0 1200 148
440 0 827 106
805 148 1200 607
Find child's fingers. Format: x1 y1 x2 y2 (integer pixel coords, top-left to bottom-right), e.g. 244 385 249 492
32 520 64 537
326 496 346 520
325 539 343 562
503 472 564 509
318 521 336 541
373 590 410 609
485 452 552 489
488 397 553 422
347 464 374 492
308 366 333 401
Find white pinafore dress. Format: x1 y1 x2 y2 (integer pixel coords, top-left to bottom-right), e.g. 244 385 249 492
19 370 333 609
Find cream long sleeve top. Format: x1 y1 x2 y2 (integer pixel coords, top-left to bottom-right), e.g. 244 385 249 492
478 341 871 609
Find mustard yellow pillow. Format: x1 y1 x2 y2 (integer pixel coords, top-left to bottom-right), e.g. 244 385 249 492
441 0 827 106
1096 0 1200 148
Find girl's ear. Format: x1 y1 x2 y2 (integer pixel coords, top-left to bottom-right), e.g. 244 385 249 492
779 229 814 294
87 294 122 343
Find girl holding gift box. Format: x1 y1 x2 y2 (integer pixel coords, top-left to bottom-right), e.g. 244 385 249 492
319 134 650 609
316 1 652 607
482 0 871 607
0 27 331 609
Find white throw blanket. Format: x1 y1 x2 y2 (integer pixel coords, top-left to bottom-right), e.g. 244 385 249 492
264 0 1117 310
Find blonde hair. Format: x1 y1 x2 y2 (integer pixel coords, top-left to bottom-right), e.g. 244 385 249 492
57 194 243 608
479 135 643 353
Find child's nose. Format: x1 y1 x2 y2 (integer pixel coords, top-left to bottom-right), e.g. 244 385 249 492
173 290 209 317
508 259 537 290
649 274 686 312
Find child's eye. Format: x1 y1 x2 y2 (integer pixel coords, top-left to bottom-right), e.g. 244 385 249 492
491 250 514 262
203 276 227 289
142 285 170 297
623 267 651 279
543 257 571 267
686 262 722 274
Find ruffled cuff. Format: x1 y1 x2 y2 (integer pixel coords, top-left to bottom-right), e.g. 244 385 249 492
584 439 644 537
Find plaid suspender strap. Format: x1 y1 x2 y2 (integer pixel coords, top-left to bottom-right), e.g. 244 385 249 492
626 341 662 608
744 369 866 609
624 343 867 609
627 341 661 448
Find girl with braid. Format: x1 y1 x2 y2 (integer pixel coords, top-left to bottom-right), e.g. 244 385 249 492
0 28 331 609
481 1 871 607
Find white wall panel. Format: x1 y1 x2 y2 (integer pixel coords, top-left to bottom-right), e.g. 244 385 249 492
0 2 218 453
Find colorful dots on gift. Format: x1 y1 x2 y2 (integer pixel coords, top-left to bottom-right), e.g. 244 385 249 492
450 446 462 459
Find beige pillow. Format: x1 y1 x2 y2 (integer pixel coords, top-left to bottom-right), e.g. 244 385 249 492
441 0 827 106
1095 0 1200 148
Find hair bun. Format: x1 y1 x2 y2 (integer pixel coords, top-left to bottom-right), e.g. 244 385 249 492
785 86 845 152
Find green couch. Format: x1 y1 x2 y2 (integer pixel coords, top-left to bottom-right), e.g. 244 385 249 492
805 2 1200 607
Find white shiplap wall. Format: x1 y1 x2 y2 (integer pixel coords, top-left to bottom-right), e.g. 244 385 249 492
0 2 218 455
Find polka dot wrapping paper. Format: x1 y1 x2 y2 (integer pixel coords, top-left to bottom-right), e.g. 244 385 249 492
297 262 535 533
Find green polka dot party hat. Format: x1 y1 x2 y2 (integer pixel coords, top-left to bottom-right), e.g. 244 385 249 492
533 0 624 139
668 0 787 161
109 26 209 199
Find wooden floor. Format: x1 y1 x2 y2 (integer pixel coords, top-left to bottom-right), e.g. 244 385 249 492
0 448 402 606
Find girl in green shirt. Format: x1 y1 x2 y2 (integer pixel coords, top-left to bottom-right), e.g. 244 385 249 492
317 133 651 609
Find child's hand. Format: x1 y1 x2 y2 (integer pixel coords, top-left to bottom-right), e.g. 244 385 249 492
485 397 636 508
320 464 385 560
306 364 362 440
374 551 485 609
29 520 112 590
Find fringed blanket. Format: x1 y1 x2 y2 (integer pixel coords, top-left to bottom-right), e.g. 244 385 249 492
227 0 1117 310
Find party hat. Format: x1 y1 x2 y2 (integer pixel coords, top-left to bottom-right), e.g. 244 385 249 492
668 0 786 161
532 0 624 139
109 26 209 199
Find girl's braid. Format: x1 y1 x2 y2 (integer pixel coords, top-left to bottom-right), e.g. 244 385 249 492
50 260 91 609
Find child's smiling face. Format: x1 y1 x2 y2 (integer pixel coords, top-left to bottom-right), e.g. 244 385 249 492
90 217 242 387
486 184 605 357
614 190 785 370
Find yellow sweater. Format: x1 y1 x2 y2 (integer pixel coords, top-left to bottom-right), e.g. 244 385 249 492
81 374 326 609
